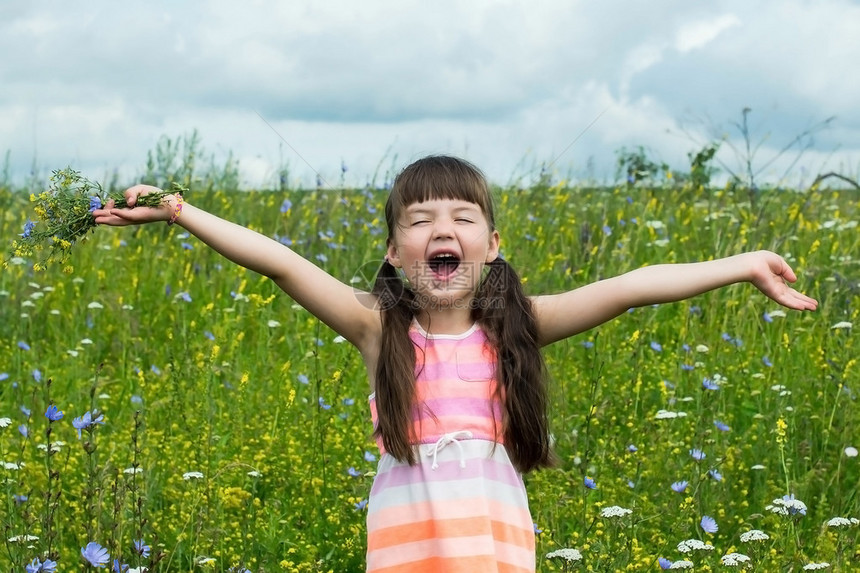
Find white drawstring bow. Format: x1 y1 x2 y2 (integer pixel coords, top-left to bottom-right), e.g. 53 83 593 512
424 430 474 470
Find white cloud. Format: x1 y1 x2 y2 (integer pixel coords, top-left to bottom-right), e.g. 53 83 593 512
675 14 741 53
0 0 857 189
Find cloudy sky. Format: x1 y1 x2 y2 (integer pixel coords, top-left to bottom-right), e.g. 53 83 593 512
2 0 859 189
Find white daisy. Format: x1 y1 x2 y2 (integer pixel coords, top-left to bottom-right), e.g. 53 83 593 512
721 552 751 566
740 529 770 543
677 539 714 553
600 505 633 518
546 548 582 562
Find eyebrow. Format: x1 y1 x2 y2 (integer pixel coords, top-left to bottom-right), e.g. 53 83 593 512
405 204 481 216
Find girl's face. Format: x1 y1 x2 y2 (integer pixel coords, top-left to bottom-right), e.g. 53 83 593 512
387 198 500 308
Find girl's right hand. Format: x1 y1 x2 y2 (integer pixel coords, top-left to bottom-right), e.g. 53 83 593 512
92 185 178 226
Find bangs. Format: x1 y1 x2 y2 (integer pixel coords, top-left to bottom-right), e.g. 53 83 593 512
385 156 495 233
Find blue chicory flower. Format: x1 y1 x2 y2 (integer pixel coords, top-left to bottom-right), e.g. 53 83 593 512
72 410 105 439
45 405 64 422
81 541 110 567
133 538 150 558
701 515 719 533
690 448 706 461
26 557 58 572
584 476 597 489
20 220 36 239
671 480 689 493
714 420 731 432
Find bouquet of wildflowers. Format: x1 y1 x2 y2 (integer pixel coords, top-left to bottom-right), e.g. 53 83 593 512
7 167 184 271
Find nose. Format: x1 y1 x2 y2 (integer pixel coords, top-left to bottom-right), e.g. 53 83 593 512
432 217 455 239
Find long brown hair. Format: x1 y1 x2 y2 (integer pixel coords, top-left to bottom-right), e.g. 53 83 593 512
370 155 554 473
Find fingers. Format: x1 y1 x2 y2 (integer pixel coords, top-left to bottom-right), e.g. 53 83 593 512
92 185 170 226
780 286 818 311
124 184 154 208
778 263 797 283
92 203 151 226
92 209 133 227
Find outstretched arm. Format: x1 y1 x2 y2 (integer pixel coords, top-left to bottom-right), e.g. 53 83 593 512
93 186 381 353
533 251 818 346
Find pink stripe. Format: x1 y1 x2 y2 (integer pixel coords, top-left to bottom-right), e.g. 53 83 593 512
416 397 501 419
417 361 495 381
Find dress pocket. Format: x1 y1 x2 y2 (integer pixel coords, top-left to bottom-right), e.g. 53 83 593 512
455 352 496 382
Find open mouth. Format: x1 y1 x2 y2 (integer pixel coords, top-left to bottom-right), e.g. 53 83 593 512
427 253 461 279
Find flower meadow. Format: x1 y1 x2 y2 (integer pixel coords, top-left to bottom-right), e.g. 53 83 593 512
1 171 859 571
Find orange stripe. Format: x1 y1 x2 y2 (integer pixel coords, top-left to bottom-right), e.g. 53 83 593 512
368 517 533 551
370 554 532 573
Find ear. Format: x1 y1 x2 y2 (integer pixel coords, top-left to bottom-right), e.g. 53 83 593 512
485 229 501 263
386 240 403 268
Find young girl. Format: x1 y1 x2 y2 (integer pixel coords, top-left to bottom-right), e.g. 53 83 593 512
94 155 817 573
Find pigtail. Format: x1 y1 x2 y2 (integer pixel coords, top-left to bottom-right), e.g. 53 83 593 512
371 259 418 464
475 258 556 473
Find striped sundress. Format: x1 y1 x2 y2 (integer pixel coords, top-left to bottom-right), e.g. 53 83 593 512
366 321 535 573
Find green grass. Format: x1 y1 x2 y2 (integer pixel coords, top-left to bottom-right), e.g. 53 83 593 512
1 178 858 571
